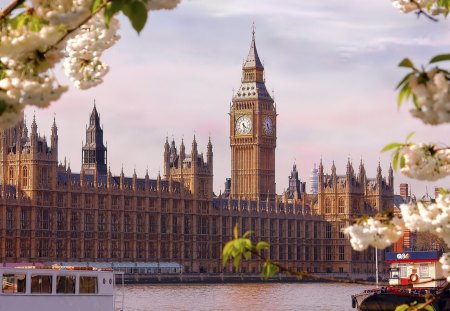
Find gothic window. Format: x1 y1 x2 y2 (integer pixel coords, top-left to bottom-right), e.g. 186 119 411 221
339 223 345 239
124 241 131 259
57 210 64 231
6 208 13 230
124 214 132 233
339 246 345 261
325 246 332 261
37 239 49 257
98 213 106 232
325 198 331 214
149 215 157 233
40 167 47 186
325 223 332 239
313 223 319 239
137 215 144 233
111 214 119 233
37 209 50 230
84 213 93 232
20 239 30 258
6 239 14 257
161 215 167 234
8 167 14 184
84 240 92 258
22 166 28 187
20 209 30 229
70 240 77 258
338 197 345 214
172 216 178 234
70 212 78 232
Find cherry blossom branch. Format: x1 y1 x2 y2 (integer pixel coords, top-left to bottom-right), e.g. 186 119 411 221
0 0 24 21
411 0 439 21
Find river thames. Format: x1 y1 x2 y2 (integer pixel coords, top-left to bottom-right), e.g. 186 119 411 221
122 283 369 311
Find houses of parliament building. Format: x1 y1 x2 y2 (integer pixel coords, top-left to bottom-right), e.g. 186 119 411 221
0 32 394 275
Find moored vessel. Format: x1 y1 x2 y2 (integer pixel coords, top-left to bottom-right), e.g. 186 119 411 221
0 265 124 311
352 251 450 311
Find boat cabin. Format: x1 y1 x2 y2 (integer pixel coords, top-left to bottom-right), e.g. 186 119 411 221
0 266 123 311
386 251 447 288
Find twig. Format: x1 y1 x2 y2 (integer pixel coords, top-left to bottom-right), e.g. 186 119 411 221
0 0 24 21
411 0 439 22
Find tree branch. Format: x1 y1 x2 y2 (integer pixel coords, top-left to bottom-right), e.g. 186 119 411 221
0 0 25 20
411 0 439 22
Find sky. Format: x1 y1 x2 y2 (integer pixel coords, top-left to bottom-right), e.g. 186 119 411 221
6 0 449 197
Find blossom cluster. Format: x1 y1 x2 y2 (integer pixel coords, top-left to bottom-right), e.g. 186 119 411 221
0 0 181 129
408 69 450 125
343 217 405 251
439 253 450 282
392 0 449 15
400 193 450 245
64 13 120 89
399 144 450 181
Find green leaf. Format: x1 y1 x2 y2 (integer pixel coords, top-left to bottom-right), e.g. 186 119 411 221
429 54 450 64
397 83 411 108
393 149 400 172
232 253 241 270
242 230 253 238
399 154 406 169
395 72 414 90
405 132 415 142
104 0 124 26
122 0 148 34
233 224 238 239
424 306 435 311
394 304 409 311
256 241 269 251
222 241 234 267
91 0 104 12
438 188 450 196
381 143 402 153
243 251 251 261
398 58 418 71
262 261 279 279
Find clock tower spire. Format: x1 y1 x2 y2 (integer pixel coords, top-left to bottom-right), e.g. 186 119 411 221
230 28 276 200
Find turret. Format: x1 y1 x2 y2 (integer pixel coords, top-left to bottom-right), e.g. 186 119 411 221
120 166 124 190
207 137 213 173
163 137 170 178
132 168 137 191
388 163 394 189
180 138 186 162
30 114 38 153
82 103 107 175
51 116 58 159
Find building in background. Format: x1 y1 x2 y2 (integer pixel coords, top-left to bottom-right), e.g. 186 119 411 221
0 32 394 276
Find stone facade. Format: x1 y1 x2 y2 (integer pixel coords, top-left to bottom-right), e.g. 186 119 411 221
0 32 394 275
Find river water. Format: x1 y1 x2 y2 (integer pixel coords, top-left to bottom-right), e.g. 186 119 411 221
122 283 370 311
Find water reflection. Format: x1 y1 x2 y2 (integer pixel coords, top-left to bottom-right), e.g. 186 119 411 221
122 283 369 311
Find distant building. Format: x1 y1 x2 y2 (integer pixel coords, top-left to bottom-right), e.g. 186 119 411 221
0 30 394 276
309 163 318 194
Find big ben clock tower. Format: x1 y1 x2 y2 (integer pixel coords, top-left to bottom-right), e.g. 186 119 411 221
230 29 276 200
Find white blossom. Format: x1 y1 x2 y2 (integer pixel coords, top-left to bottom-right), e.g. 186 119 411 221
439 253 450 282
344 216 405 251
392 0 448 15
63 13 120 90
399 144 450 181
400 194 450 246
408 69 450 125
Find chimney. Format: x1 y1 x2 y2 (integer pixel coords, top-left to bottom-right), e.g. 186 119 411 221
400 183 409 199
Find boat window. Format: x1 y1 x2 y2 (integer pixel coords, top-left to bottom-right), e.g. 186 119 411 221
2 274 26 293
420 264 430 278
56 275 76 294
79 276 98 294
31 275 52 294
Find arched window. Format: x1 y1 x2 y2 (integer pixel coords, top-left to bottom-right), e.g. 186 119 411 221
325 198 331 214
22 166 28 187
8 167 14 184
338 197 345 214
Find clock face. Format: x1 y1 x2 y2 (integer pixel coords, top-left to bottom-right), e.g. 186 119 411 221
263 117 273 135
235 115 252 135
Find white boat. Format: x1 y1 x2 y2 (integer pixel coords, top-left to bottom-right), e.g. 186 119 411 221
0 265 124 311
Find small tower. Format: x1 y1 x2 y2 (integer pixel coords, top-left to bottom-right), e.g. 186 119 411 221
82 103 107 175
207 137 213 174
51 116 58 160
